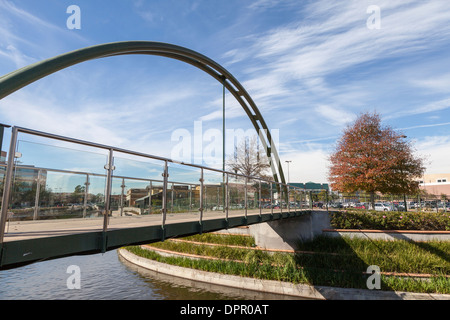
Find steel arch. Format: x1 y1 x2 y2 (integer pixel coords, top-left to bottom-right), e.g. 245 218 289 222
0 41 285 184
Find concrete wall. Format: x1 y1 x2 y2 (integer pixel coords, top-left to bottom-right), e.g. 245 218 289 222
323 229 450 242
223 211 450 250
248 211 331 251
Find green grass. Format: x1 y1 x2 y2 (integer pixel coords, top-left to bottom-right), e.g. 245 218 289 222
181 233 256 247
296 235 450 275
124 233 450 294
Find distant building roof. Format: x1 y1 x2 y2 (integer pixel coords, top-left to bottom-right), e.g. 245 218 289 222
288 182 329 191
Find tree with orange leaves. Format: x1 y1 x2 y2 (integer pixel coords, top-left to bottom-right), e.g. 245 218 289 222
328 112 425 209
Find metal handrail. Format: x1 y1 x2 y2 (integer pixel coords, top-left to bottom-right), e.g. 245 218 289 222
0 125 307 244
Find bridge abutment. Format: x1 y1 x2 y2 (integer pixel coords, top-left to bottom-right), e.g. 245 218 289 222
223 211 331 251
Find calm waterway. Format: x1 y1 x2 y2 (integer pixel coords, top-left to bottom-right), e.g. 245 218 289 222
0 250 301 300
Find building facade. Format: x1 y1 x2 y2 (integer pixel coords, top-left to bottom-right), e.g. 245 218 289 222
418 173 450 197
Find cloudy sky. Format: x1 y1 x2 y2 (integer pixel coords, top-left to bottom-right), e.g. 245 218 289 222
1 0 449 184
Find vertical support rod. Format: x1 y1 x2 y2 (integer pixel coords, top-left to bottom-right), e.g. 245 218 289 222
189 184 192 212
244 177 248 220
259 180 262 217
0 126 18 244
103 148 114 234
225 173 229 223
33 169 42 220
270 182 273 217
0 125 4 154
149 181 152 214
280 184 283 214
199 168 204 231
161 161 168 237
222 76 226 188
287 185 290 215
222 77 227 215
119 177 125 217
171 182 174 213
84 174 90 218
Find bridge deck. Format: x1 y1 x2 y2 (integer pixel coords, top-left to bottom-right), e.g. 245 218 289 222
0 209 309 269
3 209 271 241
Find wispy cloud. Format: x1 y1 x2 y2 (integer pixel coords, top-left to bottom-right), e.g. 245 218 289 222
224 0 450 118
0 0 88 68
1 1 449 181
386 98 450 120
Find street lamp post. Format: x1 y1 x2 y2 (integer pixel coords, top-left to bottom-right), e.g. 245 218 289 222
285 160 292 208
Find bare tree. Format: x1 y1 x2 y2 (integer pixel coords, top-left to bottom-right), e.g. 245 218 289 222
226 135 271 179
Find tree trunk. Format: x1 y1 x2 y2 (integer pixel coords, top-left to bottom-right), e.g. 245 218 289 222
370 192 375 210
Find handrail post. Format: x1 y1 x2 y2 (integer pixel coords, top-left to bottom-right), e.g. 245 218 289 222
149 181 152 215
244 177 248 221
102 148 114 252
33 169 42 220
287 185 291 215
103 149 114 232
84 174 90 218
280 183 283 215
225 173 229 226
189 184 192 212
0 127 18 245
161 161 169 240
270 182 273 218
199 168 204 233
259 179 262 218
171 182 174 214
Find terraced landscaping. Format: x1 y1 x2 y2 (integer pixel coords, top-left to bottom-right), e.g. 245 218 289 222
124 232 450 295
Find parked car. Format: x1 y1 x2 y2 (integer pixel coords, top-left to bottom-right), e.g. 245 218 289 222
374 203 391 211
355 203 367 209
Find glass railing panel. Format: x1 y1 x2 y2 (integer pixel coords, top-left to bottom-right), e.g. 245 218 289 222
109 152 165 228
287 185 296 212
15 139 109 174
4 137 108 238
246 178 260 216
272 183 283 214
166 162 201 222
202 168 226 219
167 182 196 214
110 177 153 217
260 181 273 214
227 173 246 217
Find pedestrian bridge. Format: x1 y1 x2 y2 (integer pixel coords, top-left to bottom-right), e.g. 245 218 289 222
0 41 316 269
0 126 312 270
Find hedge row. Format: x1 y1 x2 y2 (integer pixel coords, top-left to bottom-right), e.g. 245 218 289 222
330 210 450 231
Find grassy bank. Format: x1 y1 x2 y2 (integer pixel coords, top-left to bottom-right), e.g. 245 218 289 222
125 233 450 294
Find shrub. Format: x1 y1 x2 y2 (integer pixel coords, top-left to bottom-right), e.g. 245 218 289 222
330 210 450 231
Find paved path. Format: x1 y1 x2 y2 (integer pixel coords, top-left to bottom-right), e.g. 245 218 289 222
3 209 286 242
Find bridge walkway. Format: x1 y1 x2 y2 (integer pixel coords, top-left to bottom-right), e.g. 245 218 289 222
0 125 311 269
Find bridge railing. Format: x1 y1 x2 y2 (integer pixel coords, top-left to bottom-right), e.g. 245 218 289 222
0 126 308 243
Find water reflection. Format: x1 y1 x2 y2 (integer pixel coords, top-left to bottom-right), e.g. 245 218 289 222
0 250 303 300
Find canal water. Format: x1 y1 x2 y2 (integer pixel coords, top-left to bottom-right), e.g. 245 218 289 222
0 250 301 300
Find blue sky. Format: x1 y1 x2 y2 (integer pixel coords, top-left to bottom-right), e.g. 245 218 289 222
1 0 450 185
